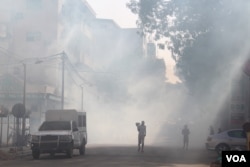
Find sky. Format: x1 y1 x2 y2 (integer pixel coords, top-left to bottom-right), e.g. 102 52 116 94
87 0 137 28
0 0 243 149
81 1 202 146
87 0 181 83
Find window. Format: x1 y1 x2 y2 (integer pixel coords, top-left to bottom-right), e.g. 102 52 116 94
12 12 23 21
0 23 8 39
26 32 41 41
39 121 71 131
228 130 245 138
27 0 42 10
78 115 86 127
231 81 244 102
231 104 245 112
72 121 77 130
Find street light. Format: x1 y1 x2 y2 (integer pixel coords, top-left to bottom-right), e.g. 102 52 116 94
61 53 65 110
22 63 26 139
20 60 35 144
80 84 84 111
79 82 93 112
13 60 29 145
20 52 65 142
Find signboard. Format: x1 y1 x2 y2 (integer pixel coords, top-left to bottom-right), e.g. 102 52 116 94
12 103 25 118
231 103 245 112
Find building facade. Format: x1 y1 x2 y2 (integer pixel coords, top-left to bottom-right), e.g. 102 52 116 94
0 0 151 146
0 0 96 145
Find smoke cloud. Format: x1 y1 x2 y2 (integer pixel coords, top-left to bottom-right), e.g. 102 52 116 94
0 0 249 150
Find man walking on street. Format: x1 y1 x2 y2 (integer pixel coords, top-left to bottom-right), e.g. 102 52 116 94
136 121 146 152
182 124 190 150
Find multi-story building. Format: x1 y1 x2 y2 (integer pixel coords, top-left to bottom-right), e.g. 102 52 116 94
216 69 250 131
89 18 146 71
0 0 151 146
0 0 96 145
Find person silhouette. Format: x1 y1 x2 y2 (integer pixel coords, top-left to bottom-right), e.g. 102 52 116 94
136 121 146 152
182 124 190 150
209 126 214 135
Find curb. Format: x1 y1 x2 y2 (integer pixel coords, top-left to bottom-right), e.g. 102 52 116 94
16 149 32 158
0 147 31 160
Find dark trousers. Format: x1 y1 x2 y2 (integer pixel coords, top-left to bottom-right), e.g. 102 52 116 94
138 135 145 151
183 136 189 150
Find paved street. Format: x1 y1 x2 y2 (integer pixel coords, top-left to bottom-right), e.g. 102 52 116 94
0 144 218 167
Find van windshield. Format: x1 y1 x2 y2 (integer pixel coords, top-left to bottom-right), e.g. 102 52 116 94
39 121 71 131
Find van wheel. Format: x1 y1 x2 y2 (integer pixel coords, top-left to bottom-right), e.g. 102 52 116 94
79 142 85 155
66 146 73 158
32 150 40 159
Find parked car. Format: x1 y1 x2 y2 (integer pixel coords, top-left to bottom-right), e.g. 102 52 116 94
205 129 246 154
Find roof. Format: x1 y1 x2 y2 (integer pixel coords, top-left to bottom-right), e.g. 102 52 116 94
83 0 96 17
94 18 120 29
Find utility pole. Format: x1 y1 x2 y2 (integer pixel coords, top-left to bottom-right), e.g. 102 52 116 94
61 52 65 110
34 52 66 110
22 63 26 145
81 85 84 111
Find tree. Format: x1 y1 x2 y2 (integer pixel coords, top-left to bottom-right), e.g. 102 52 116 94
127 0 250 101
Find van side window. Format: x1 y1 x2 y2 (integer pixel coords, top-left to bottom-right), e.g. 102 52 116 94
228 130 245 138
72 121 77 130
78 115 86 127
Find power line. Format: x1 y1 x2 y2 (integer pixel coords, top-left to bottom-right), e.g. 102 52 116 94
63 53 92 86
64 63 82 87
0 47 22 62
77 69 117 75
0 51 92 87
0 62 20 67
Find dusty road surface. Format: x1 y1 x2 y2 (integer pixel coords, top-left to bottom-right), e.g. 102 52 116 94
0 144 218 167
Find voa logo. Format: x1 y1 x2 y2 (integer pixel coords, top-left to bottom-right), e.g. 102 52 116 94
226 155 247 163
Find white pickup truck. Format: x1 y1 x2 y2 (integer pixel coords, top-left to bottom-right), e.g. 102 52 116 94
30 109 87 159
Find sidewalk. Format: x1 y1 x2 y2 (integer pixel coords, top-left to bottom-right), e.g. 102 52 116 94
0 146 31 160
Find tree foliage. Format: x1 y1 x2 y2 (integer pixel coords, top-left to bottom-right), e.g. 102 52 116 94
127 0 250 99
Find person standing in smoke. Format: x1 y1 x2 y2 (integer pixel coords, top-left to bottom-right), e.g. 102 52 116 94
217 128 222 134
182 124 190 150
136 121 146 152
209 126 214 135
